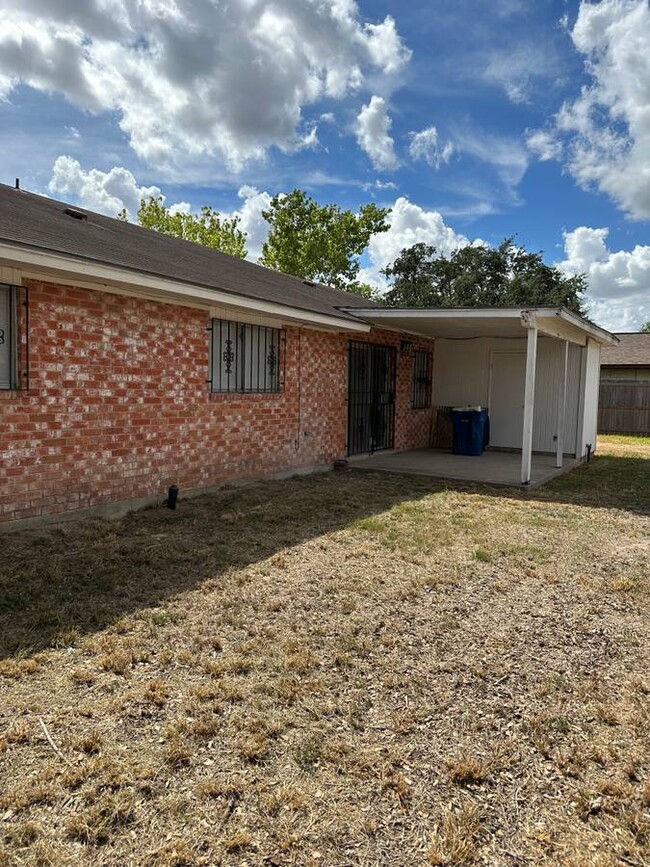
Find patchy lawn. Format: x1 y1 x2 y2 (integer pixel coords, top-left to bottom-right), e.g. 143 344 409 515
1 440 648 867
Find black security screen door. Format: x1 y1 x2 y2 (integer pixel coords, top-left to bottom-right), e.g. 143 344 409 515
347 341 396 455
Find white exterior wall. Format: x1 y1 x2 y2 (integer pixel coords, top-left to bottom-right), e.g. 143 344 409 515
433 336 582 453
580 338 601 454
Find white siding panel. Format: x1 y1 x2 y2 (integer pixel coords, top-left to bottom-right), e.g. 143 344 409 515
531 338 581 453
582 339 601 454
433 336 584 453
566 345 582 452
433 338 524 407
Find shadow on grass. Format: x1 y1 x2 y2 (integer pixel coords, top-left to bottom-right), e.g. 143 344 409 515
0 449 647 658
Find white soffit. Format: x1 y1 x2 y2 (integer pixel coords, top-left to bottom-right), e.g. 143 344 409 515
342 307 618 346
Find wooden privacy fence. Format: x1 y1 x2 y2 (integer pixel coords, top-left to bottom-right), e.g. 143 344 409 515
598 382 650 435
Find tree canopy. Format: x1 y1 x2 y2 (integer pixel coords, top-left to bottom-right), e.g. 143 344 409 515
119 196 247 258
641 321 650 333
259 189 389 294
383 238 588 315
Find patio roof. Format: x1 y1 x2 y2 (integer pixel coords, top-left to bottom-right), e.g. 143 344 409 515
340 306 618 346
340 306 616 485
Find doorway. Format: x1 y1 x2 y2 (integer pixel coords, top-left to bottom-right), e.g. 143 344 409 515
348 341 396 455
489 350 526 448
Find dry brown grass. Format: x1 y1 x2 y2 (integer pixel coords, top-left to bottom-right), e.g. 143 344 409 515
0 438 648 865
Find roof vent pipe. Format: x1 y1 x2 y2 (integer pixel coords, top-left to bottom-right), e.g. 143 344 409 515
15 178 19 190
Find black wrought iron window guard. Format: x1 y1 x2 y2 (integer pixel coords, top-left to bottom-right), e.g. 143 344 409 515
0 284 28 391
208 318 283 393
411 349 432 409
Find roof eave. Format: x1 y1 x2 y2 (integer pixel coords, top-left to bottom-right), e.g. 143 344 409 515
340 306 618 345
0 240 371 333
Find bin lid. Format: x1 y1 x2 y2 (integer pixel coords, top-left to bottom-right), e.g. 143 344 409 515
452 405 483 412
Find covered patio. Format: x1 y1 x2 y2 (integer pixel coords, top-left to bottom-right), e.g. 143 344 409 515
351 447 580 488
344 306 617 486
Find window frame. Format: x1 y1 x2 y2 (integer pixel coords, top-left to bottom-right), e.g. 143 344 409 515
0 284 19 391
209 318 284 394
411 349 432 410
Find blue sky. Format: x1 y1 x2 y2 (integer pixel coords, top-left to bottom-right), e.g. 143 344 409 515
0 0 649 330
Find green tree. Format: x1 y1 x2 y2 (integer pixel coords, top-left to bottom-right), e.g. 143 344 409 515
259 189 390 294
641 321 650 333
119 196 247 258
383 238 587 315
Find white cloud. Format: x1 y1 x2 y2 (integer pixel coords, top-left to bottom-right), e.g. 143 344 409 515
452 128 529 198
168 201 191 216
526 130 563 162
408 126 453 169
558 226 650 331
48 156 162 217
226 186 273 262
0 1 410 174
361 179 398 193
483 43 560 104
356 95 398 171
359 196 472 290
530 0 650 219
49 157 274 260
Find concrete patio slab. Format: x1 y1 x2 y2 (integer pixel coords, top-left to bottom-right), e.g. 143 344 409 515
350 448 580 488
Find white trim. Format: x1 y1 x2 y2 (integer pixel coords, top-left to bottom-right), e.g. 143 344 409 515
343 307 525 320
557 308 618 346
0 242 370 333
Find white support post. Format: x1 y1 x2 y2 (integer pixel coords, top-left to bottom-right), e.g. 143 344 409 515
521 313 537 485
556 340 569 468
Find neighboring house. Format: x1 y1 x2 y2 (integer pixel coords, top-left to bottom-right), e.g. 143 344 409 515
598 333 650 435
0 184 616 528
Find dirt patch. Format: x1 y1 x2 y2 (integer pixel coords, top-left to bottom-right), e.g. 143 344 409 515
0 441 648 865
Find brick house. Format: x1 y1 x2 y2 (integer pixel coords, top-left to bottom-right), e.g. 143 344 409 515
0 185 616 528
0 185 438 527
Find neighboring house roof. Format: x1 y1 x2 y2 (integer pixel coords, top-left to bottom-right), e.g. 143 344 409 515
601 333 650 367
0 183 376 325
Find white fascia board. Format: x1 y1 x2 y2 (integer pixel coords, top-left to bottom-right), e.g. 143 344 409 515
341 307 526 320
0 242 370 333
556 308 618 346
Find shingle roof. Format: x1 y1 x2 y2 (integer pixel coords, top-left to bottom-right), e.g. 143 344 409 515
601 333 650 366
0 184 376 322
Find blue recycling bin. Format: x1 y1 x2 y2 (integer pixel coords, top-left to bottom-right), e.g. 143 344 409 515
451 407 490 456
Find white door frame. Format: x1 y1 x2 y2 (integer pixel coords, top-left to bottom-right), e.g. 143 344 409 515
487 348 526 448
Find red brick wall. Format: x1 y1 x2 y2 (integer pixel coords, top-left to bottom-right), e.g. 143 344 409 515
0 280 434 524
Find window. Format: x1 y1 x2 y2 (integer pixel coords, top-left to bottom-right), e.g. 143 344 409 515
411 349 432 409
0 284 17 390
209 319 282 393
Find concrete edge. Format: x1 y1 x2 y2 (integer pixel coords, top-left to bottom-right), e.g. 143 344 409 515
0 462 332 535
352 456 583 490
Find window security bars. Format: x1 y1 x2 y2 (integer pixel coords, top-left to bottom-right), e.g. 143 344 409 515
209 319 283 393
412 349 432 409
0 284 28 390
